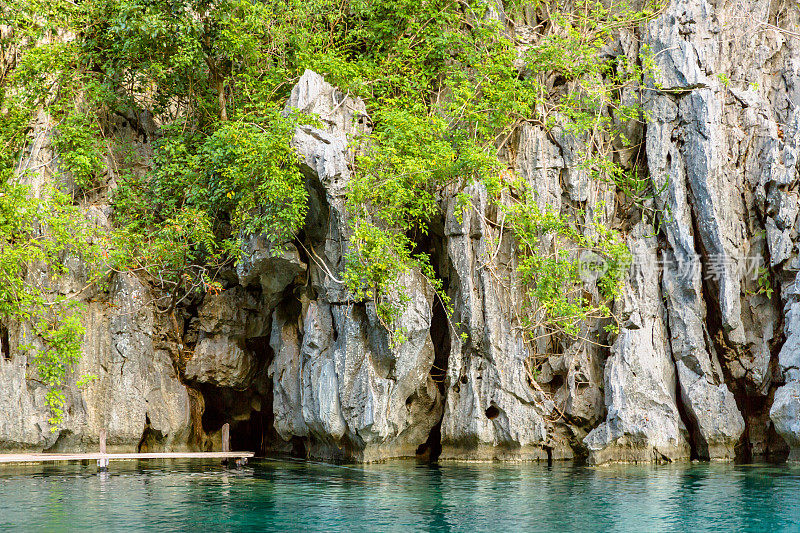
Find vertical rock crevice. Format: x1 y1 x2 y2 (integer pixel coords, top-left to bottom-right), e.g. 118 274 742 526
0 324 9 360
410 222 451 462
672 349 701 461
416 284 451 462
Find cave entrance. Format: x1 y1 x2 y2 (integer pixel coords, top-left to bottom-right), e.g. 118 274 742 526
197 383 277 457
230 410 267 455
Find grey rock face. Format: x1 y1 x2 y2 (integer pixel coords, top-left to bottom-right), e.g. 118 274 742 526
771 381 800 460
433 0 798 463
198 287 270 338
79 274 192 452
636 0 800 460
185 286 274 389
439 181 555 461
185 336 257 388
437 121 614 461
270 270 442 461
236 236 306 308
585 224 690 464
773 297 800 458
0 273 192 452
287 69 371 304
265 71 442 461
0 109 193 453
268 306 308 440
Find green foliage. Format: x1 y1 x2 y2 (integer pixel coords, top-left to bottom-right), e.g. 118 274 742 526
30 313 86 429
752 266 774 299
341 0 662 344
52 112 104 191
506 179 630 339
198 119 307 239
1 2 106 427
93 0 660 347
112 112 307 309
0 104 32 182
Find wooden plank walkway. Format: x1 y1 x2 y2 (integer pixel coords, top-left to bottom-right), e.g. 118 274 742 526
0 451 254 464
0 424 253 468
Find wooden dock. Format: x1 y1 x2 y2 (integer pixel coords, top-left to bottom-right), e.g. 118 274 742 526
0 451 254 464
0 424 254 469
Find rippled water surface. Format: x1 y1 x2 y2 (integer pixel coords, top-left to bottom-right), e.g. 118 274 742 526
1 459 799 531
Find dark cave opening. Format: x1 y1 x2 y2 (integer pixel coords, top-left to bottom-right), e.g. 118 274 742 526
190 294 312 458
197 382 278 457
674 372 701 461
430 295 451 397
138 414 165 453
416 293 452 461
290 436 307 458
230 409 267 454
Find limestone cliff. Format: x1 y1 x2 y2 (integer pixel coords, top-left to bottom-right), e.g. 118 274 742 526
3 0 800 464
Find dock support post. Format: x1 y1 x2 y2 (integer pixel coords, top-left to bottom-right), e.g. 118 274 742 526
97 429 109 472
222 423 230 452
221 423 230 466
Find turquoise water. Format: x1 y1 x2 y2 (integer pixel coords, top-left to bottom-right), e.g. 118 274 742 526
0 459 799 532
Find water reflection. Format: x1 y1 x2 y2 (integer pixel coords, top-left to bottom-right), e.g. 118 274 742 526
1 460 800 531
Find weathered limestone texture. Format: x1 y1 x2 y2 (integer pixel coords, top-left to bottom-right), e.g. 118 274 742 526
585 224 690 464
267 70 443 461
0 272 192 453
5 0 800 463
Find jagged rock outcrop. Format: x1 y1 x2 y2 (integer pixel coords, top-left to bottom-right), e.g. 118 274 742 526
266 70 443 461
641 0 799 461
236 235 306 309
0 271 192 452
433 0 798 463
0 109 192 453
438 178 560 461
773 296 800 459
585 224 690 464
185 287 271 388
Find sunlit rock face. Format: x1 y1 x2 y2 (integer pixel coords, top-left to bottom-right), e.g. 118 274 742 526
584 224 691 464
0 106 192 453
267 70 443 461
436 0 796 463
0 270 192 453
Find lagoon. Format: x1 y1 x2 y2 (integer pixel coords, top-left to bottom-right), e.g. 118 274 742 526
1 460 798 532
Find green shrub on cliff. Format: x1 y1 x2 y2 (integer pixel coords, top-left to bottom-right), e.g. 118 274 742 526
112 114 307 310
0 179 101 429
